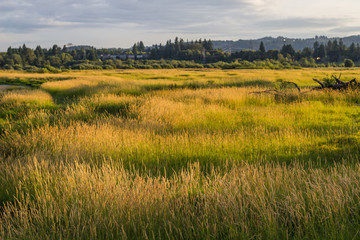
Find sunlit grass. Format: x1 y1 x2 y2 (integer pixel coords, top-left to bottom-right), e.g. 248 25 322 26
1 89 54 107
2 87 359 169
1 158 360 239
1 69 360 239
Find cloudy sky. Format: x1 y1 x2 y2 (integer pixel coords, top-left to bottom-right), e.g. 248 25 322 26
1 0 360 50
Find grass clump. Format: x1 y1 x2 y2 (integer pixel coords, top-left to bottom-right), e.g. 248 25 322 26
1 159 360 239
1 69 360 239
79 94 141 118
1 89 55 107
0 76 73 87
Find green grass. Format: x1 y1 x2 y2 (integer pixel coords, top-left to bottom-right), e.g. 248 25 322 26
1 69 360 239
0 76 73 87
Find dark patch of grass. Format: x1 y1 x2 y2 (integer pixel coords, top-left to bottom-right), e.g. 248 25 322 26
274 93 302 104
94 103 137 119
0 77 73 88
222 80 275 88
114 89 146 96
144 76 173 80
142 80 274 92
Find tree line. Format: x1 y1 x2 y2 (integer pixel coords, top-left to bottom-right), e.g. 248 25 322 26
0 38 359 72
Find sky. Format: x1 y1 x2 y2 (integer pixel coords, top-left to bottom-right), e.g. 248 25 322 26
1 0 360 50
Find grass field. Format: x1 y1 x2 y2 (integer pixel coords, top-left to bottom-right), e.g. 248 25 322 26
1 68 360 239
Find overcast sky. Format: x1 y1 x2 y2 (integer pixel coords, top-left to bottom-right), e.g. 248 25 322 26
1 0 360 50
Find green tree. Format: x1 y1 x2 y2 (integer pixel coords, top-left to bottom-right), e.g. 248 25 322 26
87 49 98 61
51 44 61 56
138 41 145 52
34 57 45 67
49 56 61 67
12 54 23 65
301 47 312 58
70 49 78 59
259 41 266 53
80 49 87 60
5 58 14 66
60 53 73 65
348 43 358 61
318 44 326 60
132 44 138 55
179 39 185 50
327 40 340 62
35 46 45 58
6 47 13 57
280 44 295 58
203 39 214 51
22 47 36 65
174 37 181 55
0 54 4 66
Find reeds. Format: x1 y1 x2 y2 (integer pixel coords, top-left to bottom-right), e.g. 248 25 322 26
1 69 360 239
1 89 54 107
1 159 360 239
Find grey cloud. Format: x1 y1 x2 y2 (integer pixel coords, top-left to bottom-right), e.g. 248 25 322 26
0 0 253 32
255 17 343 30
0 19 48 33
1 0 360 49
329 26 360 33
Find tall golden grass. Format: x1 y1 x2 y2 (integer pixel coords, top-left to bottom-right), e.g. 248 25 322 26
1 69 360 239
1 158 360 239
1 89 54 107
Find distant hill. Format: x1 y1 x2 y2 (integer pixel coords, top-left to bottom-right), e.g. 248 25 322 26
213 35 360 52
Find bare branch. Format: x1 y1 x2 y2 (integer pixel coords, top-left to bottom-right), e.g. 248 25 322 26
332 74 345 85
252 77 359 96
313 79 325 88
284 81 301 93
349 78 357 84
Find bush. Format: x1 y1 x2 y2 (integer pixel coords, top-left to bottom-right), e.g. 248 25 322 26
72 63 102 70
3 64 14 70
344 59 354 68
103 65 114 70
45 65 61 73
13 64 22 70
37 68 49 73
152 64 161 69
23 66 40 73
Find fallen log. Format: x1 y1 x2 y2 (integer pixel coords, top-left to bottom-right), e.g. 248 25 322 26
313 75 359 90
332 74 345 85
312 79 325 88
284 81 301 93
252 76 360 96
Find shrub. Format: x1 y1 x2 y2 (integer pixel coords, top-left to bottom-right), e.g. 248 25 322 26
23 66 40 73
344 59 354 68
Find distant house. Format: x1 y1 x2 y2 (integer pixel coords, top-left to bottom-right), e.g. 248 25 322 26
99 54 117 60
134 53 150 59
118 54 127 60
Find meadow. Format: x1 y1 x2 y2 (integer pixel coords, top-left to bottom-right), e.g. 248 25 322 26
1 68 360 239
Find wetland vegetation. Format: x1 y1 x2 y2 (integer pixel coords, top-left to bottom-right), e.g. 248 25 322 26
1 68 360 239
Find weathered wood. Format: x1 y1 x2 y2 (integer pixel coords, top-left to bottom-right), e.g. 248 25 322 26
313 78 325 88
332 74 345 85
253 76 359 96
284 81 301 93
